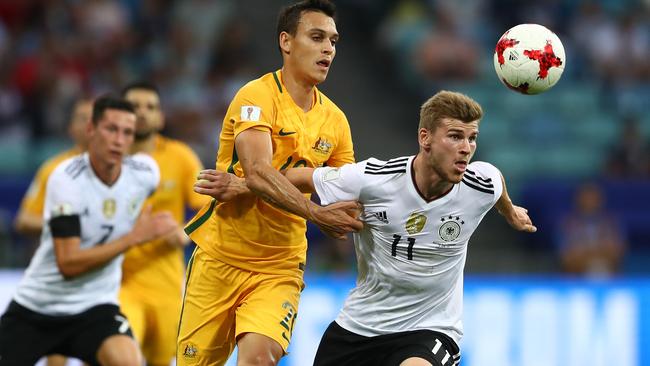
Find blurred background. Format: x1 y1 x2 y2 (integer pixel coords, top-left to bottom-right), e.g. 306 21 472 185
0 0 648 365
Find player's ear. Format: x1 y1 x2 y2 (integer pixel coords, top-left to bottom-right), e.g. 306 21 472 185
418 128 431 149
279 31 291 55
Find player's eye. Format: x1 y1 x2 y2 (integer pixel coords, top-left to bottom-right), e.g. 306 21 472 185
469 135 477 143
330 38 337 46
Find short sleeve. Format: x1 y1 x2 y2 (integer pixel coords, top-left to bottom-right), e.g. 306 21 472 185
229 83 275 139
467 161 503 204
312 161 365 205
45 168 83 219
19 164 50 216
326 114 355 167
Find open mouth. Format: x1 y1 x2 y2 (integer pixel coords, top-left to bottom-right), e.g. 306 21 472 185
317 59 331 68
455 161 468 171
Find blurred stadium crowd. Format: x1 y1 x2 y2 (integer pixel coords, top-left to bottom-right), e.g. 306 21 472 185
0 0 648 276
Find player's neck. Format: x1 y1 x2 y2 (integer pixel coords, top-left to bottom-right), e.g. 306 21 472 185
132 133 158 154
412 154 453 201
281 68 315 112
88 154 121 186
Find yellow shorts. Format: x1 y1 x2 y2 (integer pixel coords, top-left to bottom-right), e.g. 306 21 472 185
119 286 181 365
176 247 304 366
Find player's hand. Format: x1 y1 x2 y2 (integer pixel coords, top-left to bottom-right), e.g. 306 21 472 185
129 205 177 245
503 205 537 233
163 226 191 247
312 201 364 240
194 169 249 202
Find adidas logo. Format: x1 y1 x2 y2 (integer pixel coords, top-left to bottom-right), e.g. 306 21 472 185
509 52 518 61
371 211 389 224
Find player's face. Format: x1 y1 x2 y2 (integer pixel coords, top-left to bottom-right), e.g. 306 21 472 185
68 100 92 148
124 89 163 138
89 109 136 167
285 11 338 85
422 118 479 184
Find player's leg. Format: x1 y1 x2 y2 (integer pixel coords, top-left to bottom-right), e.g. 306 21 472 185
233 272 304 366
383 332 460 366
0 301 53 365
118 286 147 348
312 321 381 366
236 333 284 366
46 354 69 366
65 304 140 366
176 247 243 365
95 335 142 366
143 300 181 366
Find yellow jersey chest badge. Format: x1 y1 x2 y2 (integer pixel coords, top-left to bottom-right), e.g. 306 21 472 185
102 199 116 219
312 137 332 155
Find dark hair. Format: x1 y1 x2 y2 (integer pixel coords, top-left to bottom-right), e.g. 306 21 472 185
120 81 160 97
92 95 136 124
276 0 336 51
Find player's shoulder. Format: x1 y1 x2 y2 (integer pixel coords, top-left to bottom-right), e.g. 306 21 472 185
235 72 279 99
362 155 411 176
156 135 197 157
461 161 501 196
466 161 500 180
38 148 82 178
124 153 158 175
48 154 89 187
317 90 346 117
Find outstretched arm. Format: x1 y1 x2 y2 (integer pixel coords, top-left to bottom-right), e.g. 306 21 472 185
234 129 361 239
494 172 537 232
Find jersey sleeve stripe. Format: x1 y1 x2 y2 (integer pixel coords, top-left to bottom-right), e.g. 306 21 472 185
462 173 494 188
184 199 217 235
461 178 494 194
465 168 492 183
365 169 407 175
366 161 408 171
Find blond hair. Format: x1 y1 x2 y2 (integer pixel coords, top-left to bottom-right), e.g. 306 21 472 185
419 91 483 130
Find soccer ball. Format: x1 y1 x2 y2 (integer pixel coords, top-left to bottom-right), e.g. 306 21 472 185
493 24 565 95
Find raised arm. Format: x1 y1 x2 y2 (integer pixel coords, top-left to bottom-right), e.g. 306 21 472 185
234 129 361 239
494 172 537 233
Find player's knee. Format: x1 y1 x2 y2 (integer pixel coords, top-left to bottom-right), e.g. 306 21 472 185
399 357 434 366
96 335 142 366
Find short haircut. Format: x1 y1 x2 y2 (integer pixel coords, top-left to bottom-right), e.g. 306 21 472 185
276 0 336 51
92 95 135 125
120 81 160 97
419 91 483 131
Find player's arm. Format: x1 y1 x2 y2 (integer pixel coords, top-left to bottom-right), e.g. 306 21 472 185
14 168 49 235
194 167 316 200
494 172 537 232
14 210 43 235
235 128 361 239
53 205 176 279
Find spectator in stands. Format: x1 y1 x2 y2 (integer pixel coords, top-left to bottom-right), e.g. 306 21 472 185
604 116 650 178
556 182 627 277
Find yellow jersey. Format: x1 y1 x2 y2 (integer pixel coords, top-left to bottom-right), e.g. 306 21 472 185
19 147 83 217
121 135 208 301
186 70 355 276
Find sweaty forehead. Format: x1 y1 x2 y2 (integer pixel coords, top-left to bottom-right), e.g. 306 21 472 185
297 11 337 35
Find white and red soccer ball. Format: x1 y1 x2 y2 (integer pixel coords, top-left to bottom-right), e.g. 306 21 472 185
493 24 565 94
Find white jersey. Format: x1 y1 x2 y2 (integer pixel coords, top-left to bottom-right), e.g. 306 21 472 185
313 155 502 345
13 152 159 316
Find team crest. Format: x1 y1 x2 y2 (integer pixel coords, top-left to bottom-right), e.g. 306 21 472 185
312 137 332 155
439 215 464 242
182 343 198 359
405 212 427 234
102 199 116 219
